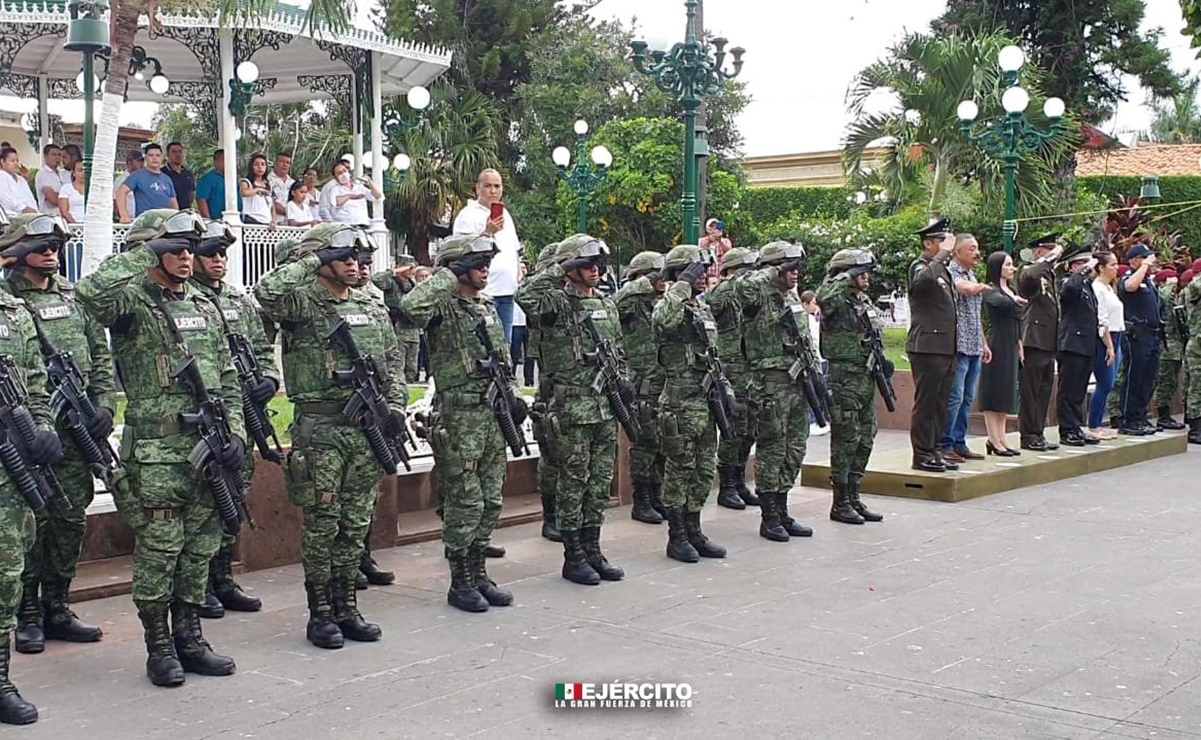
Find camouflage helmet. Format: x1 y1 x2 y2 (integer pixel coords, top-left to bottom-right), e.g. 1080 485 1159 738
295 223 371 261
720 247 758 273
274 238 300 266
396 253 418 268
625 250 666 280
554 233 610 265
0 214 69 257
827 248 876 277
435 234 499 267
126 208 205 245
663 244 711 272
536 241 561 272
758 240 806 267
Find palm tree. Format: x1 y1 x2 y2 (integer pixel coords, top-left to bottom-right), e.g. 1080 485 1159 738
1148 77 1201 143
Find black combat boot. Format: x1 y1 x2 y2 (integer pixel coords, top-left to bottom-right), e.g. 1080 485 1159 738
484 544 506 558
137 603 184 687
848 474 884 522
649 479 668 520
471 545 514 606
304 581 344 649
778 493 814 537
541 493 562 542
0 635 37 725
829 481 865 525
684 511 727 558
199 590 225 619
330 576 382 641
446 550 490 612
1188 418 1201 444
581 526 625 581
716 465 746 510
355 571 369 590
1157 408 1186 430
171 601 236 676
211 545 262 612
360 548 396 586
41 580 103 642
665 508 699 563
631 479 663 524
758 493 789 542
13 583 43 654
734 465 760 506
560 530 601 585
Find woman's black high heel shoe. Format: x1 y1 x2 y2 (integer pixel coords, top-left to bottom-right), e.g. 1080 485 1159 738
986 441 1019 457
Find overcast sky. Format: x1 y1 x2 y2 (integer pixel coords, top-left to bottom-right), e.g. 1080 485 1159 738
6 0 1201 159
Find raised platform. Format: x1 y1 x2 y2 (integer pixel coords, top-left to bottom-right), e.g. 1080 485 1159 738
800 430 1188 503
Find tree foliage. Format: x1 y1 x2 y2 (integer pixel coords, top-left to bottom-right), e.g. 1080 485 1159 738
1147 77 1201 143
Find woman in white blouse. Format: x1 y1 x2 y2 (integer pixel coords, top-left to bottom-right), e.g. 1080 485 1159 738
58 158 86 223
1089 252 1123 439
285 180 322 226
0 146 37 216
240 153 275 226
324 160 381 226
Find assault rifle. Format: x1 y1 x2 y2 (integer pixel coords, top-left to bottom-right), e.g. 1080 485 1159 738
690 309 738 441
779 304 831 427
326 319 409 473
861 313 898 413
174 356 253 536
566 295 640 443
33 328 118 473
0 355 70 514
1174 304 1190 344
473 317 530 457
227 331 283 464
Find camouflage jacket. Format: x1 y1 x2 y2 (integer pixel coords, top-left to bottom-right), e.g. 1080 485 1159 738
651 279 720 390
1184 279 1201 348
735 265 815 372
399 267 515 396
705 270 748 369
1159 283 1186 360
816 273 876 366
189 278 279 388
0 290 55 449
75 246 245 445
4 270 116 412
371 270 422 344
254 254 406 409
614 276 664 395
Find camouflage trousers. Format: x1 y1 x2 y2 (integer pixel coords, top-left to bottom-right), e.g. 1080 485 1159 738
545 418 616 531
112 432 222 607
0 494 35 635
1186 339 1201 418
827 363 878 485
286 414 381 585
429 395 506 555
659 391 717 513
629 388 665 487
748 369 810 494
1106 348 1129 422
716 367 755 468
1154 357 1184 411
398 338 422 385
22 455 95 594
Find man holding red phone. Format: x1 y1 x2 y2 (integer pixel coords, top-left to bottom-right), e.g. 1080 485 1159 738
452 169 522 345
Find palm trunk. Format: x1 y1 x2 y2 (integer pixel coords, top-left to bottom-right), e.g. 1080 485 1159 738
927 155 948 216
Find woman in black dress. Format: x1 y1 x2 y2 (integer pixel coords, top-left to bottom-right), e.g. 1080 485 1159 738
980 251 1026 455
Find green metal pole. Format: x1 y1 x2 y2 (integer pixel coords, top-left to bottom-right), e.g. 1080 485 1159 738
578 196 588 234
682 103 699 245
82 49 94 206
1002 115 1019 255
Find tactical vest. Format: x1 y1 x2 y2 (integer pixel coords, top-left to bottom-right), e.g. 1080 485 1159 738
741 281 800 371
7 275 97 387
425 292 504 393
280 290 394 402
657 300 721 383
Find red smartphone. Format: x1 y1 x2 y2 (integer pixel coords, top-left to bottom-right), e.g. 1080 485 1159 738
490 202 505 220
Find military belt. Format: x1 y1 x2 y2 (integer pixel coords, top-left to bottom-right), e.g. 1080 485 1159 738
635 378 663 398
551 383 594 400
124 413 189 439
145 507 180 522
436 389 486 407
295 401 349 416
660 381 702 404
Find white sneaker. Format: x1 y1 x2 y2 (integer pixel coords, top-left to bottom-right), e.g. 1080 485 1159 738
810 423 829 436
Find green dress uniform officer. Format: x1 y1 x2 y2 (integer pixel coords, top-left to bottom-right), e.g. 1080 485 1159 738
1154 271 1188 430
517 234 630 585
707 247 760 510
614 250 668 525
528 242 563 542
255 224 406 650
652 245 727 562
906 218 959 472
734 241 816 542
190 221 274 618
0 214 64 725
76 209 243 687
400 234 525 612
818 248 886 525
1016 235 1064 451
0 215 110 655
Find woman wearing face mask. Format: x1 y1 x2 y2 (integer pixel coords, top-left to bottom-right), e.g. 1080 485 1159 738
326 161 382 226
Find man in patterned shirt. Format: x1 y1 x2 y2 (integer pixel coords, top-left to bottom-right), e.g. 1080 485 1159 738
938 234 992 463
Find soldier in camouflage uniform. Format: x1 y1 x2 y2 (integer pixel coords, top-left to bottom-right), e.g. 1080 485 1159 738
735 241 816 542
0 216 109 655
77 209 242 687
614 250 668 525
400 235 525 612
817 249 886 526
189 222 274 619
260 239 300 346
517 234 631 585
255 223 406 650
1183 268 1201 444
652 245 728 562
707 247 760 510
1154 271 1188 430
376 254 423 384
528 241 563 542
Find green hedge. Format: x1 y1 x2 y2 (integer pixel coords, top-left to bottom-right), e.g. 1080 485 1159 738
1076 176 1201 247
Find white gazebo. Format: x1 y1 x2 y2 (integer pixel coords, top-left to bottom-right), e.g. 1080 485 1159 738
0 0 452 286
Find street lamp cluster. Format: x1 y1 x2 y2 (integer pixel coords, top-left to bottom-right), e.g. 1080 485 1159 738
552 119 614 234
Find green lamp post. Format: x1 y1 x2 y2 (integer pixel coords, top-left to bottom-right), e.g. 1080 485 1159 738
64 0 111 205
957 44 1065 255
552 119 613 234
630 0 744 245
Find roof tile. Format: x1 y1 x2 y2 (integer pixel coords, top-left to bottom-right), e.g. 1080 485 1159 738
1076 144 1201 177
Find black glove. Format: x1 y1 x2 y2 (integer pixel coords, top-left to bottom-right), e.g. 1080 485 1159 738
509 395 529 427
247 377 277 406
387 408 407 439
882 359 896 378
679 261 708 286
779 259 804 274
219 436 246 469
562 257 595 273
617 378 637 406
85 406 115 441
30 430 63 467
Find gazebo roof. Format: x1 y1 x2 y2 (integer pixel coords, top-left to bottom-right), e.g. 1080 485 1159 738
0 0 452 107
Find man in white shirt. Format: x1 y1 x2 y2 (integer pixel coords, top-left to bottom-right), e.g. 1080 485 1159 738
0 144 37 216
267 151 294 223
452 168 521 343
34 144 67 216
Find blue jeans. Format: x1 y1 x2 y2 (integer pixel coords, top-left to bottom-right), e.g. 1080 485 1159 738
939 353 982 451
492 294 515 346
1089 333 1122 429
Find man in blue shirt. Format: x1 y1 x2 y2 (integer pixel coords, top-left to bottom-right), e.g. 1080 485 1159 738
1117 243 1164 435
195 149 241 221
114 142 177 221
